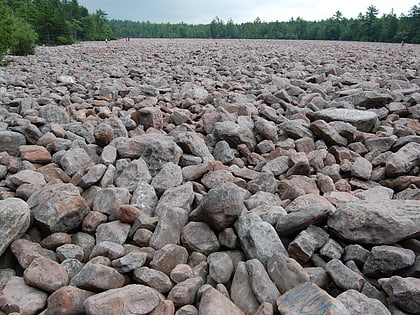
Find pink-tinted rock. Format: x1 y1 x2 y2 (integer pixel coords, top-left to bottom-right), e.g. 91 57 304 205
46 286 94 315
24 257 69 292
198 287 245 315
84 284 161 315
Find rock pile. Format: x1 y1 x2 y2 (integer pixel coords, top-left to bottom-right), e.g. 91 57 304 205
0 39 419 315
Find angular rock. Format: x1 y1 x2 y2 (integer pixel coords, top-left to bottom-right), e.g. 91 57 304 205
24 257 69 292
134 266 173 294
363 245 416 277
192 182 244 231
167 277 204 308
46 286 94 315
328 200 420 244
95 221 131 245
379 276 420 315
10 238 57 269
337 289 391 315
115 158 152 192
27 183 90 233
92 187 131 219
19 145 51 164
267 253 310 294
151 162 183 194
84 284 161 315
0 276 48 315
312 108 379 132
131 182 158 216
351 157 372 180
116 133 183 175
55 244 85 262
149 207 189 250
150 244 189 276
325 259 365 291
235 212 288 266
276 282 350 315
155 182 194 215
181 222 220 255
276 193 335 236
212 121 256 150
89 241 125 261
385 142 420 177
112 251 148 273
0 198 31 257
311 120 348 147
70 263 126 292
246 259 280 307
199 287 245 315
60 148 92 176
207 252 234 284
230 261 260 315
0 131 26 156
287 225 329 264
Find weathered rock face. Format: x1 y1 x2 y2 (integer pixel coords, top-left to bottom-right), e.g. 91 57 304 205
0 198 31 257
328 200 420 244
0 39 419 315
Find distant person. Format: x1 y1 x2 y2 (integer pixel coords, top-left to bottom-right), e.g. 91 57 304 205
105 38 108 44
401 40 405 47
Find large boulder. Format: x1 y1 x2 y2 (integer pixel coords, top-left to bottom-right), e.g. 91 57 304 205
0 198 31 257
27 183 90 233
328 200 420 244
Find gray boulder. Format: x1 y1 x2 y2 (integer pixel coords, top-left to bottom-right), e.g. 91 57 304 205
0 198 31 257
312 108 379 132
328 200 420 244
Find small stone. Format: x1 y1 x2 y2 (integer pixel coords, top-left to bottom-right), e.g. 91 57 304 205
151 162 183 195
19 145 51 164
70 263 126 292
167 277 204 307
134 266 173 294
112 251 148 273
181 222 220 255
198 286 245 315
89 241 125 261
208 252 234 284
351 157 372 180
95 221 131 244
56 244 84 262
192 182 244 231
170 264 194 284
117 205 142 223
150 244 189 276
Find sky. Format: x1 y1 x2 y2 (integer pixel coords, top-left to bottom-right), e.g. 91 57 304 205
77 0 417 24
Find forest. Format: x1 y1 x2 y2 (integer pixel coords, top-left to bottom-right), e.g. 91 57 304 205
0 0 419 61
0 0 113 59
110 5 420 43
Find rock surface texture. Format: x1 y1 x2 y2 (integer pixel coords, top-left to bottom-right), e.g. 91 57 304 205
0 39 419 314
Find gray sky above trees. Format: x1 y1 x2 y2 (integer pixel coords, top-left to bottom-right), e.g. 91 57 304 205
77 0 416 23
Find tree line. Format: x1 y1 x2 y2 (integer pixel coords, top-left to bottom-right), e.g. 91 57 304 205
110 4 420 43
1 1 419 61
0 0 113 60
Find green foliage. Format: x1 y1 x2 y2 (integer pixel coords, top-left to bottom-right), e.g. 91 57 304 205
110 3 420 44
0 0 37 59
2 0 115 52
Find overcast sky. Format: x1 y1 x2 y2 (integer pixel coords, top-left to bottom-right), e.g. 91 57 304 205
77 0 417 24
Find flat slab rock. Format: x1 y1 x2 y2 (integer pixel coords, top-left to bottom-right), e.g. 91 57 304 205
312 108 379 132
328 200 420 245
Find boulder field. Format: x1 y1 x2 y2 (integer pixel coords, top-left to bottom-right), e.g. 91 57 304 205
0 39 419 315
